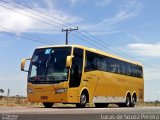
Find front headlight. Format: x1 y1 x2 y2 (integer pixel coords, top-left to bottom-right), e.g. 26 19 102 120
55 88 67 94
27 88 34 93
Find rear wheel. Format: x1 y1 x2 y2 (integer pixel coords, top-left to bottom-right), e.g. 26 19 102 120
131 94 136 107
76 93 87 108
119 94 131 107
125 95 131 107
95 103 109 108
43 102 54 108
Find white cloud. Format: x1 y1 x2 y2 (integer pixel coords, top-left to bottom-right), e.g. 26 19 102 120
0 2 82 34
69 0 79 6
123 42 160 81
0 6 34 33
127 43 160 57
96 0 112 7
81 0 143 35
144 66 160 81
42 0 55 10
68 0 86 6
0 0 143 36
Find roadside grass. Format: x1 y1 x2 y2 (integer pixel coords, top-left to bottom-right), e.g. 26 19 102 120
0 96 160 107
0 96 42 107
137 101 160 107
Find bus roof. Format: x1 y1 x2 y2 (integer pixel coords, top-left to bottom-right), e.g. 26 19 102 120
36 44 142 66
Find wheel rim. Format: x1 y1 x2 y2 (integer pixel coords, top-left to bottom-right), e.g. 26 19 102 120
81 94 87 105
132 97 136 106
126 97 130 107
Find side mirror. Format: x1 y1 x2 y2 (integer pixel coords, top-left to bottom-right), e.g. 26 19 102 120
66 56 74 68
21 58 31 72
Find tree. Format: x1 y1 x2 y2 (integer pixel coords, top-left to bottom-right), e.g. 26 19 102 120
0 89 4 93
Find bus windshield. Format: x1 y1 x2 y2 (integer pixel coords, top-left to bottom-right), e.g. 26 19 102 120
28 47 71 83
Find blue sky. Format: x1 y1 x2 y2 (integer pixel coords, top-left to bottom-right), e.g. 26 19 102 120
0 0 160 101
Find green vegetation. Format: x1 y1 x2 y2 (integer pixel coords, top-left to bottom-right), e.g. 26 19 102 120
0 89 4 93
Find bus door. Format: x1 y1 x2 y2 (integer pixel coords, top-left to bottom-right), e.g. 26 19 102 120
69 48 84 102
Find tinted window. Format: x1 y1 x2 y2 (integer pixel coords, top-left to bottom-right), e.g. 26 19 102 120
125 63 132 76
97 55 107 71
85 51 97 71
84 51 143 78
108 58 117 73
70 48 83 87
119 61 126 75
137 66 143 78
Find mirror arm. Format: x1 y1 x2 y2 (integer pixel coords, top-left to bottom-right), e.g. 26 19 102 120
23 70 29 72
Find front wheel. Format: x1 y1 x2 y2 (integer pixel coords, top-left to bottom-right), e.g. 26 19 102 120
76 93 87 108
43 102 54 108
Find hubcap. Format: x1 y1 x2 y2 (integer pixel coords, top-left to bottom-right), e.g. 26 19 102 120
126 97 130 107
132 97 136 105
81 94 87 105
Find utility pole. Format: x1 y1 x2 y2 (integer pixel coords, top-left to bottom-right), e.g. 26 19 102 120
62 27 78 45
7 88 10 106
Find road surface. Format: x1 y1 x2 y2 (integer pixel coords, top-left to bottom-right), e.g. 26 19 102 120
0 107 160 120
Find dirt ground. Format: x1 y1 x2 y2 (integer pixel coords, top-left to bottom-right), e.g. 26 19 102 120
0 96 160 107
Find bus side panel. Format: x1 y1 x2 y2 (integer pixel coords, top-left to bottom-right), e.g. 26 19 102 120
84 70 144 103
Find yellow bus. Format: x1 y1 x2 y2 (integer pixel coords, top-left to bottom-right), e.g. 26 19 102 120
21 45 144 108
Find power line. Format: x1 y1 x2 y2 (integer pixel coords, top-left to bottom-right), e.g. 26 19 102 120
77 30 138 61
8 0 101 49
6 0 109 49
0 26 104 53
0 2 95 49
10 0 75 28
8 0 136 60
0 26 55 45
0 1 126 53
70 33 108 51
0 1 157 71
0 3 60 29
8 0 137 61
1 0 68 29
0 1 156 69
0 0 140 61
0 31 50 45
0 2 105 51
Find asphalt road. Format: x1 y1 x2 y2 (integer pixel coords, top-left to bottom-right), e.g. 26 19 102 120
0 107 160 120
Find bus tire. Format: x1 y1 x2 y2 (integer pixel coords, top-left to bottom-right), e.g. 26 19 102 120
119 94 131 107
76 93 87 108
125 94 131 107
131 94 137 107
43 102 54 108
95 103 109 108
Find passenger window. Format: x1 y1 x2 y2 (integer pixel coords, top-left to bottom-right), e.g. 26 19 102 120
85 51 97 71
97 55 106 71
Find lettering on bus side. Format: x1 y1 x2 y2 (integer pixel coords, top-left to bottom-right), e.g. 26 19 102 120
86 77 93 80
